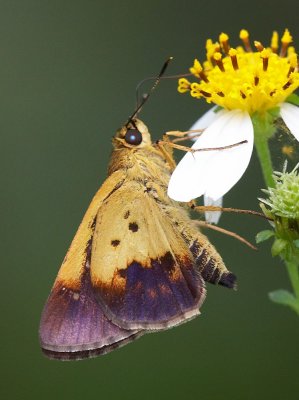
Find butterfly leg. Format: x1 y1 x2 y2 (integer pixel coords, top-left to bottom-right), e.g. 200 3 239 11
195 220 257 250
164 129 204 143
191 204 268 220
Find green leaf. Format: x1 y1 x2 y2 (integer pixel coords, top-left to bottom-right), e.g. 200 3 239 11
256 230 275 243
269 290 299 313
293 239 299 249
286 93 299 106
258 203 274 221
271 238 287 256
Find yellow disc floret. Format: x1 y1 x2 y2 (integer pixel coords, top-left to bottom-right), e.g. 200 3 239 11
271 31 279 53
179 29 299 115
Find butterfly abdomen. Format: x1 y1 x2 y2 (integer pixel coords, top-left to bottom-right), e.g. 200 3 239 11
189 238 237 290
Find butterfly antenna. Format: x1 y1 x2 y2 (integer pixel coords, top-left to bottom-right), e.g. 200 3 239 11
135 72 192 107
126 57 173 127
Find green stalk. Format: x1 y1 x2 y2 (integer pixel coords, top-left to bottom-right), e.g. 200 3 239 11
252 111 299 315
285 259 299 301
254 134 275 188
252 111 277 188
285 259 299 315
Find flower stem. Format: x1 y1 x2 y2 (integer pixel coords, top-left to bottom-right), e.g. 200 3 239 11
286 259 299 300
285 259 299 315
254 134 275 188
252 112 299 315
252 112 277 188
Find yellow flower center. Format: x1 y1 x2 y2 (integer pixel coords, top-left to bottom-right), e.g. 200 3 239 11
178 29 299 115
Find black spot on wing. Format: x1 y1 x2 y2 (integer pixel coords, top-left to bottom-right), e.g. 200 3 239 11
124 210 130 219
118 269 127 279
111 239 120 247
129 222 139 232
159 251 175 273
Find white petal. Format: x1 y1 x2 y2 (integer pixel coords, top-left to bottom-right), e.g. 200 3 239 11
167 110 227 202
204 195 222 224
167 148 201 201
204 111 254 200
280 102 299 141
189 106 220 136
168 110 254 202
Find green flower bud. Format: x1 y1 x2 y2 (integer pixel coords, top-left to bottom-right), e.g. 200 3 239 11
259 162 299 259
260 162 299 220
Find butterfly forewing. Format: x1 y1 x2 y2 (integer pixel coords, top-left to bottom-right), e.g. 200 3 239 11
90 180 206 330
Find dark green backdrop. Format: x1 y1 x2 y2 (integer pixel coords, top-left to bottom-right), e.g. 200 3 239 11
2 1 298 399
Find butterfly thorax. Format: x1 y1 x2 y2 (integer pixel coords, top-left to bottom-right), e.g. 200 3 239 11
108 119 174 197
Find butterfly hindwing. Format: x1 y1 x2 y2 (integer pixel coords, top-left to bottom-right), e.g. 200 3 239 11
90 180 206 330
140 198 237 291
39 171 143 360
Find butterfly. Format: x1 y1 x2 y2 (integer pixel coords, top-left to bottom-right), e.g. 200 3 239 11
39 118 236 360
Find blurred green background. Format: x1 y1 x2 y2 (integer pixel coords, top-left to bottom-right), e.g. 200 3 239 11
1 1 299 399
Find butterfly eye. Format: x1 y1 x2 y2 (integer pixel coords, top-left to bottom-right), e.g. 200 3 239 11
124 129 143 145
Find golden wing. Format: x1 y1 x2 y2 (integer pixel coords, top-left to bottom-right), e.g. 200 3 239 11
39 170 143 360
90 179 206 330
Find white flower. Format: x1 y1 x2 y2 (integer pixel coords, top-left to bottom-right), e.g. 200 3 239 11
171 29 299 224
167 104 299 221
168 109 254 201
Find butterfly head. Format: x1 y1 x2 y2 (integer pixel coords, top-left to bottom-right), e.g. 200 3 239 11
114 119 152 149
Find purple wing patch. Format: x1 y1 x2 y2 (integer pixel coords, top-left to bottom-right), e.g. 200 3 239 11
39 241 143 361
94 251 206 330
